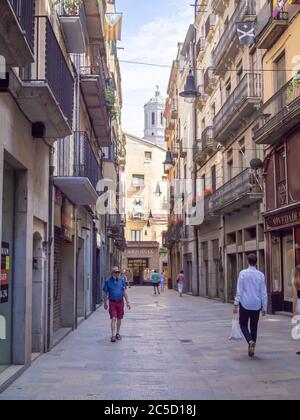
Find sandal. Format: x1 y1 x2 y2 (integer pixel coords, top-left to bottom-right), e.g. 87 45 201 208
116 333 122 341
111 336 116 343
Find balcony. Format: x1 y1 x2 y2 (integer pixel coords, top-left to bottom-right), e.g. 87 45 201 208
164 224 183 248
84 0 106 55
204 67 217 94
254 77 300 145
256 1 289 50
212 0 256 75
196 37 205 61
107 214 126 237
15 16 74 138
214 73 262 144
205 15 216 41
80 63 111 147
195 127 217 166
212 0 227 16
54 132 101 205
0 0 35 66
59 6 86 54
210 168 263 214
171 101 178 119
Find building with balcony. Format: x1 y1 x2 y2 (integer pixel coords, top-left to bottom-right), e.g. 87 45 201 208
165 0 266 303
253 1 300 314
124 130 168 283
0 0 125 391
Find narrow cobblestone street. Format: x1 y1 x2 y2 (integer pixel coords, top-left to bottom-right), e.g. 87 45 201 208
1 287 300 400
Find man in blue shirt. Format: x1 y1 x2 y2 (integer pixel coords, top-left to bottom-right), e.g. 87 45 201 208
234 254 268 358
103 267 131 343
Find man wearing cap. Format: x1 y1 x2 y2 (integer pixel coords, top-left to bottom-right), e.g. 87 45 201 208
103 267 131 343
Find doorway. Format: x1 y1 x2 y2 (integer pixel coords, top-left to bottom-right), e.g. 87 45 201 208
127 259 148 284
227 254 237 302
271 230 294 312
0 164 15 374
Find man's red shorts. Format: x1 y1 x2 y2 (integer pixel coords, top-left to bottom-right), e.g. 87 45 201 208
109 300 124 320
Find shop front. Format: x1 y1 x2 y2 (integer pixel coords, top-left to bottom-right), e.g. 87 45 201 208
265 207 300 313
124 242 160 285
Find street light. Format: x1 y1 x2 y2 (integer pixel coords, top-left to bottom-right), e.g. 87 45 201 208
179 70 201 104
163 150 174 173
154 182 162 197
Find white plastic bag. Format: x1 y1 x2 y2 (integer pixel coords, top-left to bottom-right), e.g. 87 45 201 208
229 314 243 341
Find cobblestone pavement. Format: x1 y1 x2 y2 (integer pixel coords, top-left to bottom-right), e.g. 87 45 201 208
1 287 300 400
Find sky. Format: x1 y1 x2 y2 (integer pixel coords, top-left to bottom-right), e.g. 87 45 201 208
116 0 194 138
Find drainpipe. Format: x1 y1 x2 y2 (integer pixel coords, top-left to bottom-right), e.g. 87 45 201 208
192 5 200 297
46 146 55 352
74 55 81 329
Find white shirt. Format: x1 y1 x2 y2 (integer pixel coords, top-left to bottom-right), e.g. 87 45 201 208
234 266 268 311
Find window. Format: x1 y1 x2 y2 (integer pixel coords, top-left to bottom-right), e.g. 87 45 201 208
161 113 164 126
211 103 216 120
238 139 246 171
152 112 155 126
275 52 286 91
145 152 152 162
131 230 142 241
201 174 206 191
225 79 231 99
227 149 233 181
211 165 216 192
276 147 287 206
132 175 145 188
237 62 243 83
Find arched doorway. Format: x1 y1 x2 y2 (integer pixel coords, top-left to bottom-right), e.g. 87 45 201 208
32 232 44 354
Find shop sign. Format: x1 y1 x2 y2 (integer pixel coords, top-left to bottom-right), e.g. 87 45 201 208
266 208 300 230
0 242 9 304
126 249 155 257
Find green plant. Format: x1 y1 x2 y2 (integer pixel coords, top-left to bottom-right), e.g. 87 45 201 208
105 86 119 121
54 0 83 15
287 74 300 99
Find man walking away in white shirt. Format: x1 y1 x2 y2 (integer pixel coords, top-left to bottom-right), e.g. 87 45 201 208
234 254 268 358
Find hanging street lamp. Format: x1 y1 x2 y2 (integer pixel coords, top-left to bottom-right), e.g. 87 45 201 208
179 69 201 104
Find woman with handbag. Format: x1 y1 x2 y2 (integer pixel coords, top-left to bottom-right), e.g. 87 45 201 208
177 271 185 297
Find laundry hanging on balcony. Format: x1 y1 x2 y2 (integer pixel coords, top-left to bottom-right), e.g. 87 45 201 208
104 13 123 41
236 21 255 45
273 0 293 18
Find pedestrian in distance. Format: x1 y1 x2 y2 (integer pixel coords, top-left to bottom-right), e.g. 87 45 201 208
234 254 268 358
177 271 185 297
103 267 131 343
160 272 165 292
292 266 300 355
151 270 160 295
121 269 129 288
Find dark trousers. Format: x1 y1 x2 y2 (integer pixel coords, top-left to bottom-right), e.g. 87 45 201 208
239 304 260 344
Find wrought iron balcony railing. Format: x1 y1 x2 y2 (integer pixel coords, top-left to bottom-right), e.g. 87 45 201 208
256 0 289 49
21 16 74 128
213 0 256 72
210 168 263 213
56 132 101 191
253 76 300 145
214 73 262 142
9 0 35 50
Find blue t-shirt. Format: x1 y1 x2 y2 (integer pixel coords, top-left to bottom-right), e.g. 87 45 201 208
103 277 127 301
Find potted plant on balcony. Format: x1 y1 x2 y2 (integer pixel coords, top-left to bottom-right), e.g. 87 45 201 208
63 0 83 15
287 72 300 100
204 187 213 198
105 86 119 121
